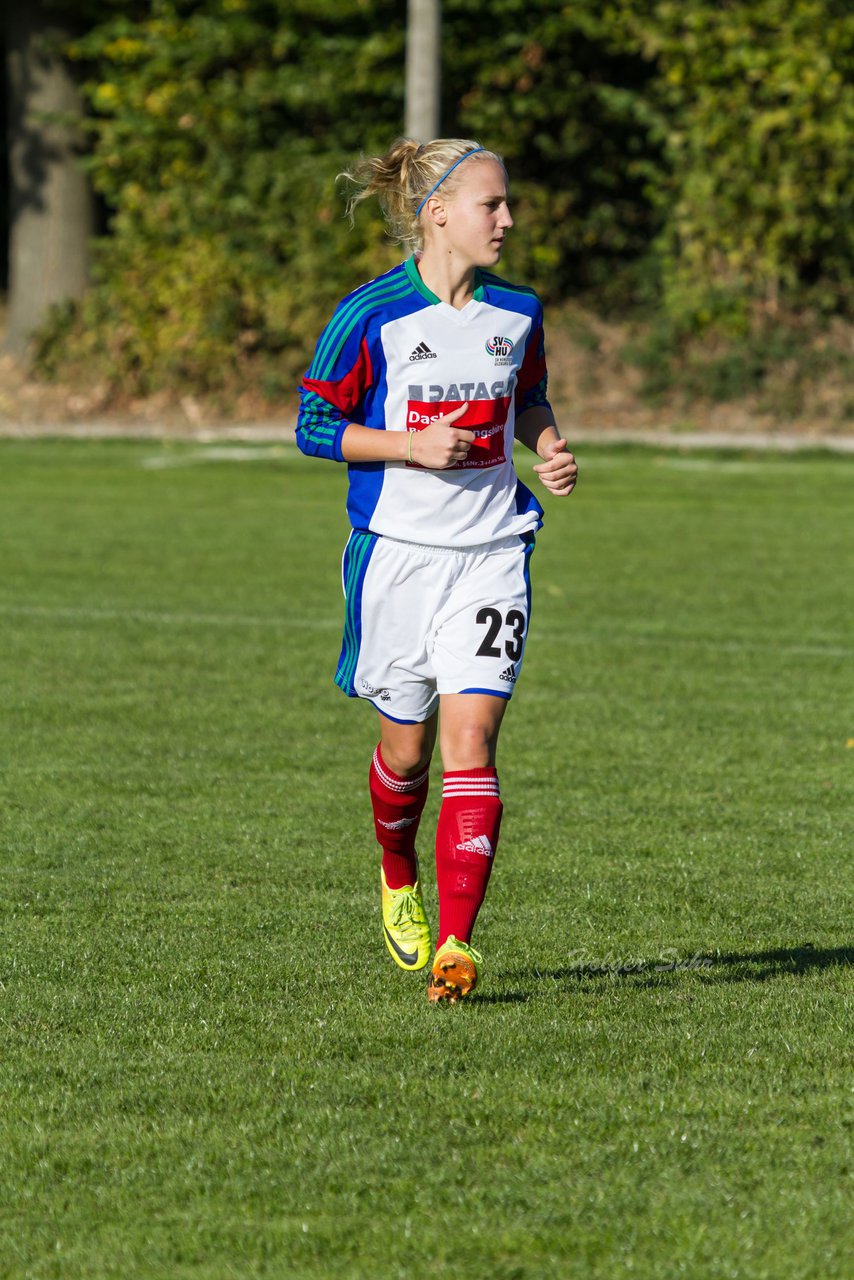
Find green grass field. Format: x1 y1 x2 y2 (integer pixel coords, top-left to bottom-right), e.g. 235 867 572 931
1 438 852 1280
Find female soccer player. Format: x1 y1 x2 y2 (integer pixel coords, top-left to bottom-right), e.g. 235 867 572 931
296 138 577 1002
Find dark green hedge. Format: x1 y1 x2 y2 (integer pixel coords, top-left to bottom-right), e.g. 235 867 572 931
38 0 854 394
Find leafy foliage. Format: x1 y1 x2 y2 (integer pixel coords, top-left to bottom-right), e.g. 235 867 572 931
634 0 854 332
446 0 665 294
33 0 854 398
46 0 404 392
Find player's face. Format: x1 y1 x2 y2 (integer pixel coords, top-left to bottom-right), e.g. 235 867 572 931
441 159 513 269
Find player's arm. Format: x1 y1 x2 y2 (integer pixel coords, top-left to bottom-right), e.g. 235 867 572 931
514 403 559 455
341 410 472 468
515 405 578 496
297 304 472 468
512 303 577 496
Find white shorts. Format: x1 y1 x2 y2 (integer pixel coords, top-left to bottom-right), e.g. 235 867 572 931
334 531 535 723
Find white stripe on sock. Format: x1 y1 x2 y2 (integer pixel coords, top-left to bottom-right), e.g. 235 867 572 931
373 749 429 793
443 782 500 790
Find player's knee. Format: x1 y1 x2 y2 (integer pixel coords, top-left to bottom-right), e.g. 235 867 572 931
445 720 495 770
381 742 432 776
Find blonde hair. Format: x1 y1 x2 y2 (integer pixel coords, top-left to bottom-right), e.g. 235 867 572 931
342 137 503 250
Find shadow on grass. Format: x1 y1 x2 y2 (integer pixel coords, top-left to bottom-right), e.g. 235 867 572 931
506 943 854 990
710 944 854 977
471 991 532 1005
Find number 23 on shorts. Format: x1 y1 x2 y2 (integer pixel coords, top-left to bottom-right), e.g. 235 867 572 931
474 606 526 661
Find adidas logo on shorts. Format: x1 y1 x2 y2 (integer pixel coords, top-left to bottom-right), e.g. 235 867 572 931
409 341 437 362
499 665 517 683
456 835 494 857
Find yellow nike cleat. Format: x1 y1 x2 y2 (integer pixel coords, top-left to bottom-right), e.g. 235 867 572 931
427 936 482 1003
381 866 432 971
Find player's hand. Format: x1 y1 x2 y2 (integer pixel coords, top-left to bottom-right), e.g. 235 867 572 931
533 437 578 495
409 405 475 469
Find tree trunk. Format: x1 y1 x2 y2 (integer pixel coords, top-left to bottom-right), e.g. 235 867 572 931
405 0 441 142
4 2 94 355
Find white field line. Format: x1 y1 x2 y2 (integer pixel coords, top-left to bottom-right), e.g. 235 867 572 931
545 454 854 473
562 431 854 455
651 456 854 475
136 442 854 471
140 445 294 468
531 629 854 658
0 603 338 630
2 602 850 656
3 421 854 453
133 441 854 474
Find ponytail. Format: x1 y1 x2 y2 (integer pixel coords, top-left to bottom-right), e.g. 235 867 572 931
341 136 501 249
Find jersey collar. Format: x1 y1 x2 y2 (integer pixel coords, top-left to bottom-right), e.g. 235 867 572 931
405 254 485 306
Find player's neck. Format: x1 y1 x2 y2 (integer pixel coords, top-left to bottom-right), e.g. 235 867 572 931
415 250 476 310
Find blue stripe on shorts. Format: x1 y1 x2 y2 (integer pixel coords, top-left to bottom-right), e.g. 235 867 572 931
335 530 378 697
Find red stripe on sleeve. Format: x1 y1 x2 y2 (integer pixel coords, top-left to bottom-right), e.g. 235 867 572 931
302 336 373 417
515 323 547 397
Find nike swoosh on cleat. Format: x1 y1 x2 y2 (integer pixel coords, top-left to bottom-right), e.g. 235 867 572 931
383 926 419 966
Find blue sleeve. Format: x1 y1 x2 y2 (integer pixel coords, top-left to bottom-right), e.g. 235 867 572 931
296 301 373 463
515 302 551 417
296 387 349 462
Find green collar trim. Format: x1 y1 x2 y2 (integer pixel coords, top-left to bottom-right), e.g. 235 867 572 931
405 255 485 304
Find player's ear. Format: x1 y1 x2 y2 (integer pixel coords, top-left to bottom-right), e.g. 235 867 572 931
426 196 447 227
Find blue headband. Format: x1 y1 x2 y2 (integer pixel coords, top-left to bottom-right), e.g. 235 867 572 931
415 147 486 218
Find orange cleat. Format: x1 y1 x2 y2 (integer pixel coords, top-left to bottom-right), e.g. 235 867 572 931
427 936 482 1003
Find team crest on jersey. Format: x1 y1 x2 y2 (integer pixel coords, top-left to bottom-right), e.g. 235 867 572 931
486 335 515 366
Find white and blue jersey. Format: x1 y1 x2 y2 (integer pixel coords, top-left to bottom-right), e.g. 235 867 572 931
297 255 552 549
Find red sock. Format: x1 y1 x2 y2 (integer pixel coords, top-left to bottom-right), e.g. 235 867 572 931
435 768 503 946
369 746 430 889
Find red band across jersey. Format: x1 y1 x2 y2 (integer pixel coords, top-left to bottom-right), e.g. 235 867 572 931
406 396 511 470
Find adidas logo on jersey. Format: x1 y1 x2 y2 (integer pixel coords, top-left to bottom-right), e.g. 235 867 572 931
456 835 494 856
409 341 437 362
499 665 517 683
